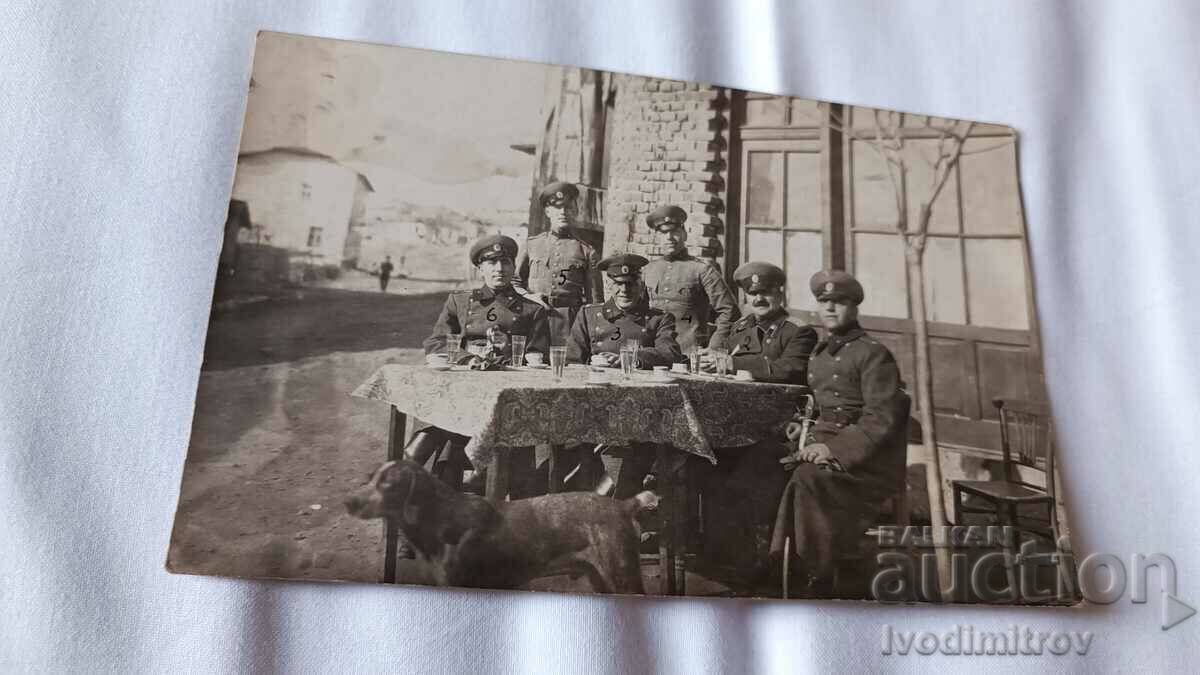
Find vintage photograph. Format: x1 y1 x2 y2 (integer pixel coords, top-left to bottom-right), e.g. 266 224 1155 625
169 31 1077 603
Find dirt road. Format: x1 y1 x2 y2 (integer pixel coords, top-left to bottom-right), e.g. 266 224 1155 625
168 288 446 582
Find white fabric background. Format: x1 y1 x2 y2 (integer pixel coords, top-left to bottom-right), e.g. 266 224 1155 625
2 1 1198 672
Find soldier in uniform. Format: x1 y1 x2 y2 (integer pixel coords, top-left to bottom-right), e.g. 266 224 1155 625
567 253 681 369
410 234 550 492
700 261 817 384
770 269 911 595
641 205 740 354
515 181 603 343
566 254 681 497
696 261 818 575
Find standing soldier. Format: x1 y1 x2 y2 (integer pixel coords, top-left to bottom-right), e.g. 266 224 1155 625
642 205 740 355
515 181 603 343
770 269 911 596
700 261 817 384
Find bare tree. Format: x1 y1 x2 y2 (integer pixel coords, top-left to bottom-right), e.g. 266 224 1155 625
826 106 998 601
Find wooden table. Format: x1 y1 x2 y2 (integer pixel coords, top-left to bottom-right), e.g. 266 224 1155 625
354 364 806 595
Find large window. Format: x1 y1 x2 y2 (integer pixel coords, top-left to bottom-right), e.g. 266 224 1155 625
847 122 1030 331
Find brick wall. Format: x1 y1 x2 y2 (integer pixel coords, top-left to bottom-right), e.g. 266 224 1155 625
602 75 730 267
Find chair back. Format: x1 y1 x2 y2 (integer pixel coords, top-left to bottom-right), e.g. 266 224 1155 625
993 398 1055 496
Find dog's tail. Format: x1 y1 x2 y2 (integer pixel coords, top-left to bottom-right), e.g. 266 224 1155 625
626 490 659 515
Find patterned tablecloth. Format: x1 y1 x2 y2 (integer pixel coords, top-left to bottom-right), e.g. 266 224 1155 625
352 364 807 465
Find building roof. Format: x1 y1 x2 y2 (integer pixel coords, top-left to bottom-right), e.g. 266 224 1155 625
237 146 375 192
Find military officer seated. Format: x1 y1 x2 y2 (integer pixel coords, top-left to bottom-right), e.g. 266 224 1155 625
409 234 551 495
694 262 818 577
699 261 817 384
642 204 740 355
567 253 681 370
769 270 911 596
566 254 682 497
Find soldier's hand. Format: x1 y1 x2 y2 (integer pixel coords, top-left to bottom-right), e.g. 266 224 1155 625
698 350 717 373
800 443 833 465
597 351 621 367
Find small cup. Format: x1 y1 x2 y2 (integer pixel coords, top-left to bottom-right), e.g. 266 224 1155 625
590 355 609 367
587 368 609 384
735 369 754 381
652 365 671 380
525 352 544 366
426 353 450 367
671 362 688 374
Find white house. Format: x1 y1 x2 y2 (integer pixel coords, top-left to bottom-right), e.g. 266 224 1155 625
231 147 374 267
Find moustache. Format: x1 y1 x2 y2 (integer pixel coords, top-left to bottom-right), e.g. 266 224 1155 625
752 301 770 307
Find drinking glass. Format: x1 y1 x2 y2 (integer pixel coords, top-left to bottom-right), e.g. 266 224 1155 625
446 333 463 363
511 335 527 369
620 347 637 377
688 345 703 376
549 346 568 379
710 348 729 377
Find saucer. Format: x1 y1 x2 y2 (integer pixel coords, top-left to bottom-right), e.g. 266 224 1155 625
650 375 678 384
525 363 550 370
426 364 452 372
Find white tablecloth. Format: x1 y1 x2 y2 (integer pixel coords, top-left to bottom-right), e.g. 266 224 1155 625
3 1 1198 672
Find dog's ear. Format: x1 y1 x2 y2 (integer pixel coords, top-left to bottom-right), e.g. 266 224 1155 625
398 466 432 526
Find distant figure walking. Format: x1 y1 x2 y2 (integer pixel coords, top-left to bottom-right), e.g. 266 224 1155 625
379 256 394 292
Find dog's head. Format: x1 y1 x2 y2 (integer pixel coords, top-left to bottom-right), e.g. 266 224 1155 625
344 459 435 524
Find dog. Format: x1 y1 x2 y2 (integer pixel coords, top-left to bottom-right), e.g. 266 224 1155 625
345 459 658 594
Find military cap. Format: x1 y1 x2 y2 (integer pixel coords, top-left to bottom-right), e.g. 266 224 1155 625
598 253 650 281
810 269 865 305
732 261 787 293
646 204 688 231
469 234 519 266
538 181 580 207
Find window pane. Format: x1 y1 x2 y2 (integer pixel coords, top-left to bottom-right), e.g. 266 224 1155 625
851 141 898 230
903 139 960 234
923 236 966 324
785 152 822 230
965 239 1030 330
746 229 783 267
960 138 1023 235
853 233 908 319
784 231 823 311
746 152 783 227
745 97 787 126
789 98 821 126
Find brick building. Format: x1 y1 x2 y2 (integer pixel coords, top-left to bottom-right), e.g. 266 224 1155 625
532 68 1045 460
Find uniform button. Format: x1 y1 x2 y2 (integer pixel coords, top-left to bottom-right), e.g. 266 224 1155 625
835 357 841 362
766 339 772 344
833 374 839 380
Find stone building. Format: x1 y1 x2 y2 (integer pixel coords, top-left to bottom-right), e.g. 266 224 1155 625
231 147 374 270
532 69 1045 458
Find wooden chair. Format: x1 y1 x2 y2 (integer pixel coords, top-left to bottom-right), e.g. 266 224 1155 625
952 398 1072 602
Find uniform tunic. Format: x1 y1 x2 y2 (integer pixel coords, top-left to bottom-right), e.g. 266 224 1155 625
414 285 550 481
770 322 912 579
725 310 818 385
642 253 740 352
567 298 681 368
515 230 602 341
423 284 550 357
